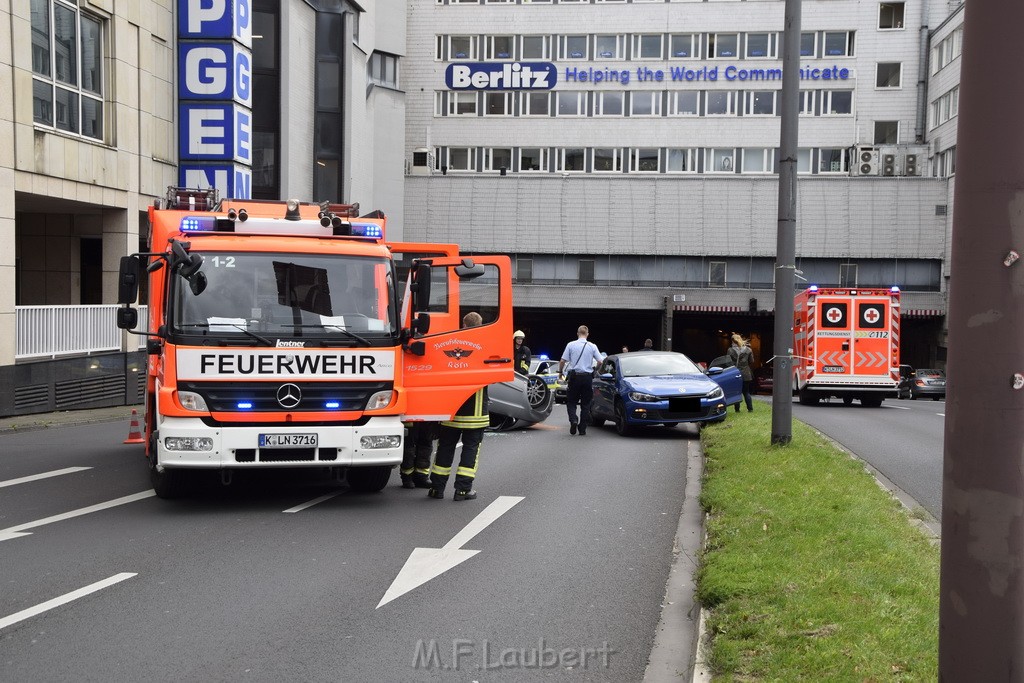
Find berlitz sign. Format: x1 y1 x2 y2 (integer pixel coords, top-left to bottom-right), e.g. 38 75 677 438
446 62 557 90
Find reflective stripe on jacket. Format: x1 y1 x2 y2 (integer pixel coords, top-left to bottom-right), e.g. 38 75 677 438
442 387 490 429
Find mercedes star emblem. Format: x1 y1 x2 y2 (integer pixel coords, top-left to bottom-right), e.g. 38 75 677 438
276 383 302 409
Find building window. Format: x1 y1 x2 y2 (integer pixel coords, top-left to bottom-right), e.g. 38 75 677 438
630 91 661 116
560 35 589 60
557 91 587 116
706 91 736 116
666 148 696 173
252 1 281 200
745 91 776 116
799 90 815 115
874 120 899 144
745 33 777 59
670 34 699 59
521 91 551 116
594 34 626 60
557 148 586 172
368 51 399 88
840 264 858 287
449 35 478 60
797 148 812 174
484 91 513 116
818 148 849 174
516 258 533 283
631 148 660 173
633 34 664 59
800 32 817 57
520 147 549 171
878 2 904 29
486 36 515 60
932 28 963 74
822 90 853 115
31 0 104 139
593 148 622 173
741 148 774 174
876 62 902 88
668 91 699 116
595 92 624 116
579 259 596 285
706 148 736 173
449 92 478 116
709 262 727 287
823 31 855 57
708 33 739 58
521 35 551 60
484 148 513 172
448 147 477 172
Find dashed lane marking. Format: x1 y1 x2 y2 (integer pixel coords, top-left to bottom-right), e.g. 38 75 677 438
0 467 92 489
0 573 137 631
0 491 155 543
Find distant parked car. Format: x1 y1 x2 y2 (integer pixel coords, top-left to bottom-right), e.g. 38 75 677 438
488 371 555 431
909 368 946 400
753 365 774 394
590 351 743 436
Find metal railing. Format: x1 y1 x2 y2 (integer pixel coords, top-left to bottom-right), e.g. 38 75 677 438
15 305 148 360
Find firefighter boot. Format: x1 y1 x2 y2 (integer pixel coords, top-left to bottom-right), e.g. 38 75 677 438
453 489 478 502
427 488 445 499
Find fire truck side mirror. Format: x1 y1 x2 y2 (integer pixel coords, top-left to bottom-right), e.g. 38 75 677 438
413 312 431 336
117 256 141 304
410 263 432 312
116 307 139 330
454 258 485 279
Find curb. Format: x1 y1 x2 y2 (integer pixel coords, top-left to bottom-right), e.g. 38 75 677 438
0 406 139 435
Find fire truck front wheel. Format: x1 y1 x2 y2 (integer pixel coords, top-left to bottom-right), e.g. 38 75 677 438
149 432 190 499
346 465 392 493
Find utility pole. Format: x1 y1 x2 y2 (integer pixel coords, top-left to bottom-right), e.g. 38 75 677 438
770 0 801 445
938 1 1024 677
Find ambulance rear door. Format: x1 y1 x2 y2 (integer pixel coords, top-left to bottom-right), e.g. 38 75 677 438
850 294 893 378
814 295 853 377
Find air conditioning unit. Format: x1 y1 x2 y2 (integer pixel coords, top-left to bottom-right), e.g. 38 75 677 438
882 153 897 176
904 153 919 176
410 147 431 176
853 146 878 176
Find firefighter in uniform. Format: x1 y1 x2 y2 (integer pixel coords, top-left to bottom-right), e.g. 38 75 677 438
428 311 488 501
513 330 531 375
399 421 436 488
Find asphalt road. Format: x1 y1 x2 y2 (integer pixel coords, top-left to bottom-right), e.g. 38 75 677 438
0 415 701 682
790 394 946 518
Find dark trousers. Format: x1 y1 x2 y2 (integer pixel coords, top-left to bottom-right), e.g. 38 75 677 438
735 380 754 412
401 422 436 481
431 425 484 492
565 372 595 427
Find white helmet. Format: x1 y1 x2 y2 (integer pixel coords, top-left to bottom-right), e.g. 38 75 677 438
513 330 525 340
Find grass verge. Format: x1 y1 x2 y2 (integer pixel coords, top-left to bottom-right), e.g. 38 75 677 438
697 408 939 681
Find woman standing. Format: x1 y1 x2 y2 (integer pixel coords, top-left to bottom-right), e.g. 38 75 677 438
728 333 755 412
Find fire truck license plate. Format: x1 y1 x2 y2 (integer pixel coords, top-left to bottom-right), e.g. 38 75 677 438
259 434 318 448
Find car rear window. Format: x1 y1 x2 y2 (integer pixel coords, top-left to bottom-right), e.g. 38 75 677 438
917 369 943 377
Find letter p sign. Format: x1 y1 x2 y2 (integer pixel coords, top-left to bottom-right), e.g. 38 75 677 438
179 0 252 47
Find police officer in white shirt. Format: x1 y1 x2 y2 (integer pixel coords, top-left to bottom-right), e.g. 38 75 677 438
558 325 606 435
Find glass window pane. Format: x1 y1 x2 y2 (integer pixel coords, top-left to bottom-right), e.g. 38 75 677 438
632 93 653 115
671 34 694 58
800 32 815 57
634 148 659 172
521 148 546 171
639 35 661 58
714 34 737 57
316 14 343 58
318 61 339 109
593 148 618 171
673 91 698 115
493 36 513 59
80 16 101 94
876 62 901 88
750 91 774 115
31 0 51 76
563 149 585 170
827 90 852 114
707 91 731 115
81 95 102 139
451 36 473 59
747 34 769 58
526 92 548 115
797 148 812 173
55 86 79 132
558 92 581 115
667 149 690 172
522 36 547 59
54 5 78 85
595 35 618 58
314 158 339 202
824 32 850 57
599 92 622 115
742 148 767 173
566 36 587 59
33 78 53 125
253 11 277 70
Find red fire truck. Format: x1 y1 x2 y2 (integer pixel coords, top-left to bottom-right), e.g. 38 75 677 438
116 188 513 497
792 286 901 407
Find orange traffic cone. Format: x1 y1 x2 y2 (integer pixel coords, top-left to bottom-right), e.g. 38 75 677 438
123 409 145 444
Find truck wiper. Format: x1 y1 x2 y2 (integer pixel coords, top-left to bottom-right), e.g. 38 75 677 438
177 322 273 346
286 324 373 347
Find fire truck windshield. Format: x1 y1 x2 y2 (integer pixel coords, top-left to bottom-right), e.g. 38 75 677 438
171 252 397 341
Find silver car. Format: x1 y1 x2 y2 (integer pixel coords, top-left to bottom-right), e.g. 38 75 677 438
488 371 555 431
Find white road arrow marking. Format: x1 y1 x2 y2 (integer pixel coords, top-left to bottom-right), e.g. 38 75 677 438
0 573 136 631
376 495 524 608
0 467 91 489
0 491 155 543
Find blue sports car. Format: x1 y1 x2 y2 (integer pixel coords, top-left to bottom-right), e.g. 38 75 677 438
590 352 743 435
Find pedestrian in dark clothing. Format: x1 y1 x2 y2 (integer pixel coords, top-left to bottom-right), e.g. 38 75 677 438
513 330 531 375
400 421 436 488
728 333 755 412
428 312 488 501
558 325 606 435
640 338 655 351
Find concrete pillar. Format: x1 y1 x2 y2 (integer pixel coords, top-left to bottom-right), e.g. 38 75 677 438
102 197 140 351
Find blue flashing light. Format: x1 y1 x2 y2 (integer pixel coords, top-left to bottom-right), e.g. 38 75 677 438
538 354 549 360
808 285 819 293
351 222 383 239
181 216 217 232
325 401 341 409
237 401 253 410
890 285 901 294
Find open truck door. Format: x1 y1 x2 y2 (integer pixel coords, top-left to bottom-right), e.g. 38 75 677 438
399 254 514 421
